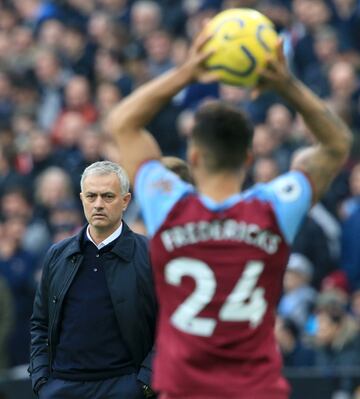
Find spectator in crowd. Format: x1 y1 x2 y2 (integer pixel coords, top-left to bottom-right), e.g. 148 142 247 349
0 145 25 197
341 204 360 291
37 18 65 52
94 48 133 97
78 127 104 164
291 0 332 84
95 81 122 119
275 316 315 368
321 269 350 306
130 1 162 42
0 186 51 257
60 23 96 81
87 11 118 48
7 25 36 76
0 215 38 367
0 275 13 370
326 61 360 130
252 123 290 172
53 75 98 136
47 200 83 243
339 162 360 221
26 130 57 187
265 103 296 170
293 25 337 98
96 0 130 26
29 161 157 399
313 294 360 396
34 166 76 223
13 0 60 32
52 112 88 178
14 112 37 140
144 29 175 78
34 49 72 130
0 5 18 33
252 156 280 183
278 253 317 330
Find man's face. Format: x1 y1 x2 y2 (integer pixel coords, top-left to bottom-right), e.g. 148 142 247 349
80 173 131 236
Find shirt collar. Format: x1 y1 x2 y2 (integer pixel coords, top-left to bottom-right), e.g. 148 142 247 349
86 223 123 249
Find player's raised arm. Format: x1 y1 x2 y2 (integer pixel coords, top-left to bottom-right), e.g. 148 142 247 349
105 33 215 185
257 41 352 203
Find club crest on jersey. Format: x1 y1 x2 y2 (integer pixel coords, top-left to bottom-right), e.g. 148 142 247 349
272 176 302 202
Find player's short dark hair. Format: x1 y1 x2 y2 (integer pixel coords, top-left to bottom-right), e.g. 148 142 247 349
191 100 253 172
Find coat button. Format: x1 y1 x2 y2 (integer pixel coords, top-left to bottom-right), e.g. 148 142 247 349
52 296 57 304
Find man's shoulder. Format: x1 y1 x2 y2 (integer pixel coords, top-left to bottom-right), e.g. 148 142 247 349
46 228 83 259
130 231 150 261
132 231 149 246
124 224 149 247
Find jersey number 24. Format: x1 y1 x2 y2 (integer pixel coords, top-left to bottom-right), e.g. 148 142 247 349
165 257 267 337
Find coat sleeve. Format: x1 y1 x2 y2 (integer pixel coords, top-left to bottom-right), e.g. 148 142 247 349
135 235 158 387
138 345 156 386
28 247 55 391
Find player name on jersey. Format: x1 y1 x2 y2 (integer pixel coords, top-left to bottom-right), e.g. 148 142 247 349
160 219 282 254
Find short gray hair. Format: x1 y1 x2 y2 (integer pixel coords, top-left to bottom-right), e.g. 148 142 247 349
80 161 130 195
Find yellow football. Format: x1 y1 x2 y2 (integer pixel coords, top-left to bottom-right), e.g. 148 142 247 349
202 8 279 87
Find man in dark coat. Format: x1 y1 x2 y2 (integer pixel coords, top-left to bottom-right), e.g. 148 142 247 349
29 160 157 399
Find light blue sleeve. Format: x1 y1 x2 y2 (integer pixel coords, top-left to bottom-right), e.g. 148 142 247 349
134 160 194 237
260 171 313 245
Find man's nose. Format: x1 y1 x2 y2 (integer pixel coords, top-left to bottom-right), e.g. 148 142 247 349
94 196 104 208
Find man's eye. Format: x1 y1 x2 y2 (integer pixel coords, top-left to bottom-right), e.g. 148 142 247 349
86 194 96 199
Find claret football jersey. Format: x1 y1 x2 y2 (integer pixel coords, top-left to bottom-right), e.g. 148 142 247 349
135 160 312 399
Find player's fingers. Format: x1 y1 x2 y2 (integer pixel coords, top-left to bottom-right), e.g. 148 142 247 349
264 56 277 72
192 23 212 52
255 58 276 84
258 67 277 82
196 32 213 52
201 17 211 29
198 48 215 63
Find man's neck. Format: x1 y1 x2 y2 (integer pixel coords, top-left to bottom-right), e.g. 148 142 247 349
87 223 122 246
195 170 245 202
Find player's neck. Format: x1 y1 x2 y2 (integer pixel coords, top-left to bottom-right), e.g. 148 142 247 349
195 171 245 202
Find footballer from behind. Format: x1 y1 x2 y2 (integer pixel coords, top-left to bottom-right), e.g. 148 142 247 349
106 32 352 399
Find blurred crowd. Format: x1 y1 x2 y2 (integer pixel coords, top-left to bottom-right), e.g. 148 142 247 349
0 0 359 397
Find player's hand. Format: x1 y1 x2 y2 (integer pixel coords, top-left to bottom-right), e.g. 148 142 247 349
183 30 220 84
251 38 293 99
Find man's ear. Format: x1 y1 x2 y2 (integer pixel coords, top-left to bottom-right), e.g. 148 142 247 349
122 192 132 211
